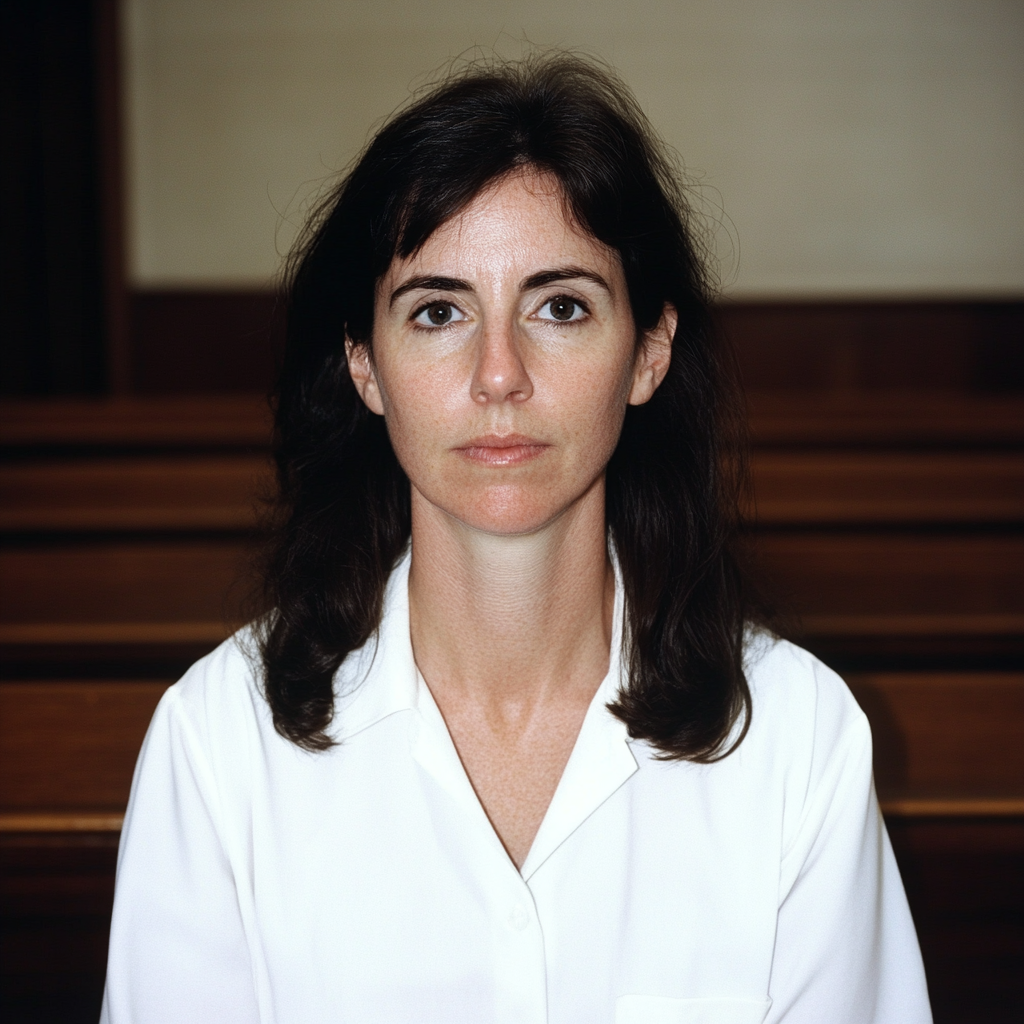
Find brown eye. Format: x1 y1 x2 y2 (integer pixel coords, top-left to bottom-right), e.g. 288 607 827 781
548 298 577 321
426 303 453 325
413 302 466 328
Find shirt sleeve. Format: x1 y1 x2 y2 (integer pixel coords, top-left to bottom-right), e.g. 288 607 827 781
766 659 932 1024
100 685 260 1024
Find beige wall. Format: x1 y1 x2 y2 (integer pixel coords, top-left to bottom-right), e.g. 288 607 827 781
124 0 1024 297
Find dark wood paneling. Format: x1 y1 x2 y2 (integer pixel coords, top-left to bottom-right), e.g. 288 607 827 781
747 392 1024 448
717 301 1024 394
0 395 271 449
4 536 1021 660
847 673 1024 798
758 532 1024 615
0 541 250 629
0 682 169 812
2 388 1022 1024
888 819 1024 1024
0 833 118 1024
751 452 1024 524
0 456 271 531
130 291 285 394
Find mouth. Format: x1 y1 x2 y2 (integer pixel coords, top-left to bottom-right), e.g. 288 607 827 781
454 433 551 467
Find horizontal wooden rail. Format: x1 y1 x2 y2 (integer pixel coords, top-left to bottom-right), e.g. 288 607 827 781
757 534 1024 617
800 613 1024 636
0 622 234 644
0 682 170 812
0 456 270 531
878 797 1024 817
0 397 272 447
0 813 125 832
846 672 1024 795
750 452 1024 525
3 801 1022 835
0 541 251 625
747 393 1024 446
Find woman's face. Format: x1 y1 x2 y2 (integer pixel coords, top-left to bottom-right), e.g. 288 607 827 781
348 170 674 536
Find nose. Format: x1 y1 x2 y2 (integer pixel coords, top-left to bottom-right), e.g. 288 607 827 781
470 321 533 404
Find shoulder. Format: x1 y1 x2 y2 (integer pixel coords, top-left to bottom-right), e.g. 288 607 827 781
736 632 874 844
743 630 869 753
152 626 272 757
624 634 876 875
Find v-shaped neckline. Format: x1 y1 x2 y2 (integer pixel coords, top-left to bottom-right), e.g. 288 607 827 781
407 571 639 881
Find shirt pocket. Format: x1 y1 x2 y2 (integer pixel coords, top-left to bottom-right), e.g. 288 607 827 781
615 995 772 1024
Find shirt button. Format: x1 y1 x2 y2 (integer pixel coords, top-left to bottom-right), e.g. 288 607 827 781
508 904 530 931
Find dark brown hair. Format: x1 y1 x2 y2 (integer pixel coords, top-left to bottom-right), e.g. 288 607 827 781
259 53 756 759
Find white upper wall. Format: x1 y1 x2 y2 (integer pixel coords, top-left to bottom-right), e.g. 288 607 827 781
124 0 1024 296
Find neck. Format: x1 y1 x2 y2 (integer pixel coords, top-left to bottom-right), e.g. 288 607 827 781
408 481 614 714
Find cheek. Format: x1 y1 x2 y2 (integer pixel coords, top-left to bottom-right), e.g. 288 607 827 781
374 358 457 465
553 351 636 447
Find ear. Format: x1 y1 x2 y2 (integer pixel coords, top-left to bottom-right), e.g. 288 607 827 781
346 338 385 416
628 304 676 406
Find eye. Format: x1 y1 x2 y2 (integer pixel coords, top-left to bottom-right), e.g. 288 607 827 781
537 296 586 322
412 302 466 327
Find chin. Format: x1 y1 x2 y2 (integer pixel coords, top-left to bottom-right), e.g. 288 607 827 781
458 496 560 536
431 483 570 537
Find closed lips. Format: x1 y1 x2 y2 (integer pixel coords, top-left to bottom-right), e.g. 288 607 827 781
455 435 550 465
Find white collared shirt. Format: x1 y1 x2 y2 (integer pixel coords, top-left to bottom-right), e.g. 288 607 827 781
101 550 931 1024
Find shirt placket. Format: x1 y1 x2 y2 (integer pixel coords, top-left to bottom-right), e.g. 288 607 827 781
492 872 548 1024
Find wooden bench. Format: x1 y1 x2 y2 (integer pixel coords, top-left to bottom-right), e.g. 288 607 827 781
2 393 1022 828
1 393 1022 1023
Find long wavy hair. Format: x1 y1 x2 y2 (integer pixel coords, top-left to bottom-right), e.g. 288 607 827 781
258 53 757 759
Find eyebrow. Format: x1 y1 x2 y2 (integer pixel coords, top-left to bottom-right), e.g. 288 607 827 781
388 266 611 308
389 276 470 307
521 266 612 294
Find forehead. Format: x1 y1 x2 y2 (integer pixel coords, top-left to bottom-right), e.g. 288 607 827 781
383 170 619 282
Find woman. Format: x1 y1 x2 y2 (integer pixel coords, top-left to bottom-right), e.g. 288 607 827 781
102 55 931 1023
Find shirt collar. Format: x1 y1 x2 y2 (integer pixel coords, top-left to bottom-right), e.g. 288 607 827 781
519 564 639 878
331 545 639 858
331 543 640 876
333 543 632 724
330 546 420 742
